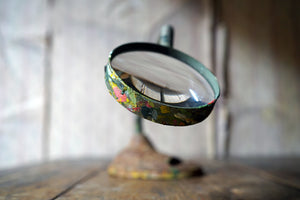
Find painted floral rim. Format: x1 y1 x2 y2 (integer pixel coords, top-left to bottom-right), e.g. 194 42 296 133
105 42 220 126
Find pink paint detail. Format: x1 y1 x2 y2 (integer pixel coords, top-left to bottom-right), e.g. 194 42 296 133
132 107 141 112
145 102 152 108
208 99 215 105
113 87 127 102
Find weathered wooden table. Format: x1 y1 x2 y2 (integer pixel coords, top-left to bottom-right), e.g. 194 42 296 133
0 158 299 199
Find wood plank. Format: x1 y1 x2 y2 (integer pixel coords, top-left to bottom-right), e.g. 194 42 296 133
0 159 105 200
0 0 47 168
1 159 299 199
49 0 215 161
230 157 300 190
220 0 300 156
54 159 300 199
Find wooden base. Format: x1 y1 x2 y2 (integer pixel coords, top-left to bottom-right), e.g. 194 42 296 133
108 133 203 180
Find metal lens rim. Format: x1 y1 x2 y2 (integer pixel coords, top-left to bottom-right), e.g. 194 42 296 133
108 42 220 109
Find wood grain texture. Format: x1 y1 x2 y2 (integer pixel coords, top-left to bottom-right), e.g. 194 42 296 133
0 0 47 168
220 0 300 156
1 159 298 200
231 157 300 190
0 159 104 200
57 168 300 199
49 0 215 161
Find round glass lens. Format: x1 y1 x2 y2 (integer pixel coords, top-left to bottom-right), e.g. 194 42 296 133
110 51 214 108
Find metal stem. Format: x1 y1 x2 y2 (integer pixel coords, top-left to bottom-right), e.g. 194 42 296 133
158 25 174 48
135 25 175 134
135 116 143 134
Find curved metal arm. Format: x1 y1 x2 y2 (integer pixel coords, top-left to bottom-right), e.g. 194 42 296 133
157 25 174 48
136 116 143 134
135 25 175 134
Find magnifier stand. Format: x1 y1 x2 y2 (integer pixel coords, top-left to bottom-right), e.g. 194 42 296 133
108 117 203 180
106 25 213 180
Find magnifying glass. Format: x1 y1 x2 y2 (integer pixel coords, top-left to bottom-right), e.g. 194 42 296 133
105 25 220 180
105 26 220 126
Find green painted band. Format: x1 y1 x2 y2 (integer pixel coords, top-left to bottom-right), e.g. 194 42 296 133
105 42 220 126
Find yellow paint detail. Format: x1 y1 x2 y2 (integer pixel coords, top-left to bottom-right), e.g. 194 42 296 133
107 167 116 175
149 102 155 107
160 105 170 113
141 172 149 179
130 171 140 179
161 172 173 179
108 168 193 180
110 70 118 79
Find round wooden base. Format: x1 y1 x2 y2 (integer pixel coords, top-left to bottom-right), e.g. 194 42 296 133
108 134 203 180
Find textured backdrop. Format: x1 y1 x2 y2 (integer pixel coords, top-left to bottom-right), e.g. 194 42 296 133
0 0 299 169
